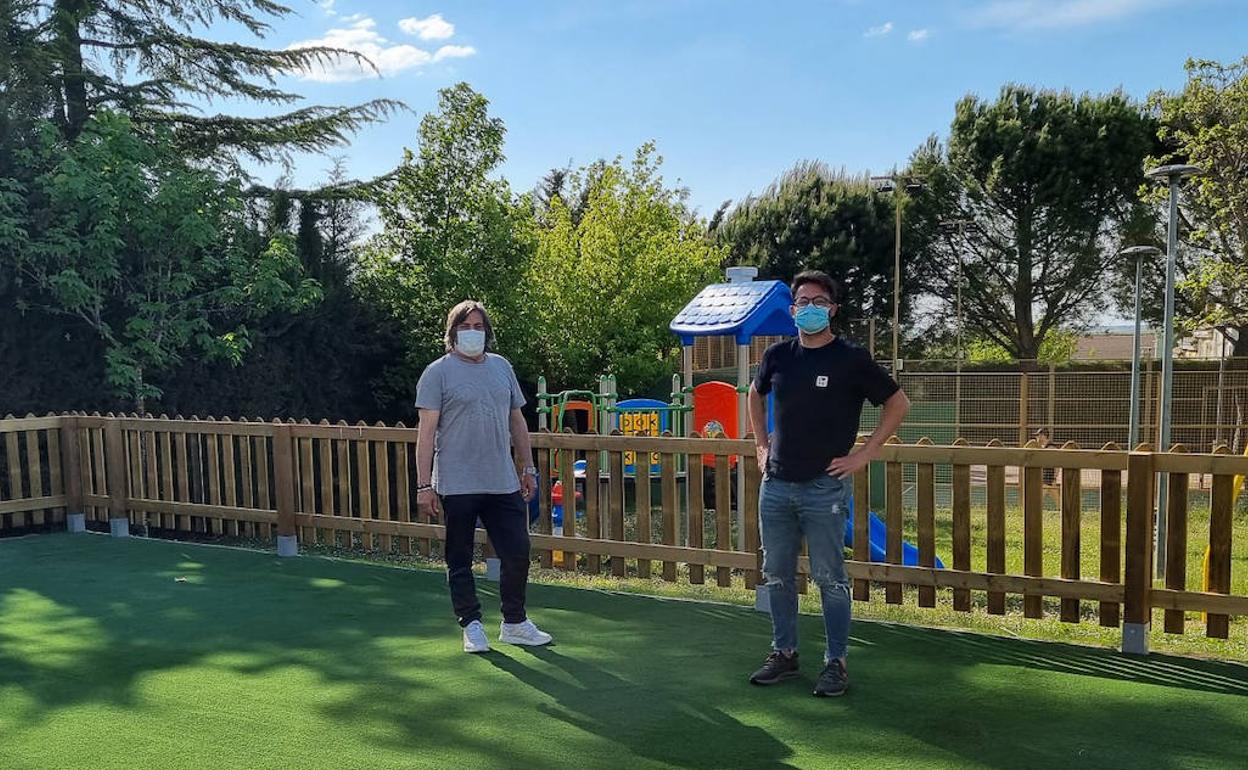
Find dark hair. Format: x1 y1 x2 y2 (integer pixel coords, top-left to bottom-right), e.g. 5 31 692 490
444 300 494 352
791 270 840 303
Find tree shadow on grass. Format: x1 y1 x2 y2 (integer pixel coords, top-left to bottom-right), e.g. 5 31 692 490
0 536 555 768
542 583 1248 697
504 583 1248 769
827 621 1248 770
3 535 1248 770
485 647 798 770
868 620 1248 696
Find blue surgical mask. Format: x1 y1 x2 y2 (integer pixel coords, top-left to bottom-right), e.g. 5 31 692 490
794 304 830 334
456 329 486 357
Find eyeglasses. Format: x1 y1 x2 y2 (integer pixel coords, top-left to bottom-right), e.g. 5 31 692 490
793 298 834 309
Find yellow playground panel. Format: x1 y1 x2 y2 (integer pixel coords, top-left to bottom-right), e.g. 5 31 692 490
619 409 662 469
1202 443 1247 604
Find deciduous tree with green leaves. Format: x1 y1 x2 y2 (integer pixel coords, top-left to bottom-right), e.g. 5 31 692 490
360 83 539 404
2 113 320 411
0 0 404 415
529 144 723 394
965 330 1079 365
1150 57 1248 356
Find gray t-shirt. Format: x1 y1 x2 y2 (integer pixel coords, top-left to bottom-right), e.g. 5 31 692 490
415 353 526 496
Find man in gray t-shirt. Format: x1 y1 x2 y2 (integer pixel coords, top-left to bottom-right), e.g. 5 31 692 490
417 352 527 496
415 300 553 653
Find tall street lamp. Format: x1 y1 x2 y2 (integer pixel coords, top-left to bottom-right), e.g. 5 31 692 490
941 218 975 441
873 174 924 374
940 218 976 362
1119 246 1161 451
1144 163 1201 579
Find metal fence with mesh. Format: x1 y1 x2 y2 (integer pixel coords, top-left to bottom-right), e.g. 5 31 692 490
693 342 1248 501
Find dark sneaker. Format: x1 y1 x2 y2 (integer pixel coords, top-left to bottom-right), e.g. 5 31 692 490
813 659 848 697
749 651 799 685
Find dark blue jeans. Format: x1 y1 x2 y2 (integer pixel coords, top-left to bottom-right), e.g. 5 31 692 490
759 474 852 662
442 493 531 627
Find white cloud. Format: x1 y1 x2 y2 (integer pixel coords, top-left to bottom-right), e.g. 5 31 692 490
318 0 336 16
288 17 434 83
969 0 1172 29
864 21 894 37
907 28 930 42
432 44 476 62
399 13 455 40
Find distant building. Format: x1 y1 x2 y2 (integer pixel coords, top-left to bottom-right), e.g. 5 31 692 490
1176 327 1238 359
1073 324 1237 361
1073 325 1159 361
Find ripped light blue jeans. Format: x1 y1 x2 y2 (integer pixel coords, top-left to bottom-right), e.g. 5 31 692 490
759 473 851 662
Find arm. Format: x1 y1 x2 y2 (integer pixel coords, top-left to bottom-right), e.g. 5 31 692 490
510 408 537 501
416 409 441 517
748 383 770 473
826 389 910 479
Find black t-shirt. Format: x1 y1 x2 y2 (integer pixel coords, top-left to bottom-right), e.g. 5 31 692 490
754 337 900 482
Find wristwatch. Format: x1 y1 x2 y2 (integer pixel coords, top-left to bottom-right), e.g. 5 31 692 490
522 466 538 477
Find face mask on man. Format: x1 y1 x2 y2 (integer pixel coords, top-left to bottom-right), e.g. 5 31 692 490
794 304 831 335
456 329 487 357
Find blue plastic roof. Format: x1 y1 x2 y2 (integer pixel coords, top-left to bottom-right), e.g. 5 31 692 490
670 280 797 345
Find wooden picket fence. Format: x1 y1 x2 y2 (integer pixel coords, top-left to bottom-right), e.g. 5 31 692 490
2 413 1246 649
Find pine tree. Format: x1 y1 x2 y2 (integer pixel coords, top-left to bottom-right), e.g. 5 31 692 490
29 0 400 163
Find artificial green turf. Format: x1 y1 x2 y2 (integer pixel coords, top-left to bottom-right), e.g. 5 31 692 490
2 534 1247 770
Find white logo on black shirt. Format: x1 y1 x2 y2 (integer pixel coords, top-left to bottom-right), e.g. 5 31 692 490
816 375 829 388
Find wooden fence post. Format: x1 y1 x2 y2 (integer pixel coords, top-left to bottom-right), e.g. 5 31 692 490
916 437 937 608
60 415 86 533
1206 445 1234 639
851 445 871 602
884 436 904 605
1123 449 1156 654
273 423 299 557
104 418 129 538
1099 442 1123 628
742 440 762 592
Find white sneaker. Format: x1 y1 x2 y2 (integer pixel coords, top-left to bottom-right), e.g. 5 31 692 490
499 619 553 646
462 620 490 653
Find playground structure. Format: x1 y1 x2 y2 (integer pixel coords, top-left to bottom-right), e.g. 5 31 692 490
537 264 792 501
535 267 781 544
534 266 934 569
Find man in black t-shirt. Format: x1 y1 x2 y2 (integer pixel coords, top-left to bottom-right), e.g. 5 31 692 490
746 270 910 697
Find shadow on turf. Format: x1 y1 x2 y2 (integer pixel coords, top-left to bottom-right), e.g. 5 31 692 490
485 647 799 770
547 587 1248 697
3 536 1247 770
864 621 1248 697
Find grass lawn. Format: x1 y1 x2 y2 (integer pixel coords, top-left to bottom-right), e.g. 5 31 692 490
3 534 1248 770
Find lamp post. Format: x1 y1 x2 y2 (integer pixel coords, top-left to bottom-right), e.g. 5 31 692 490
939 218 975 361
1119 246 1161 451
1144 163 1201 579
940 217 974 441
873 173 924 375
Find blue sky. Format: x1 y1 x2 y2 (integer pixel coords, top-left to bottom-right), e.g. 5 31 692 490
240 0 1246 215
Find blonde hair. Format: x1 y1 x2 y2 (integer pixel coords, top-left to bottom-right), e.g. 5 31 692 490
444 300 494 352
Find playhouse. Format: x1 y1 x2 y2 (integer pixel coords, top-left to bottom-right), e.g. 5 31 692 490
533 266 938 568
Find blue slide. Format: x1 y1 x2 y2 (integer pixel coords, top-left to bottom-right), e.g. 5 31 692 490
531 477 944 568
844 494 944 569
